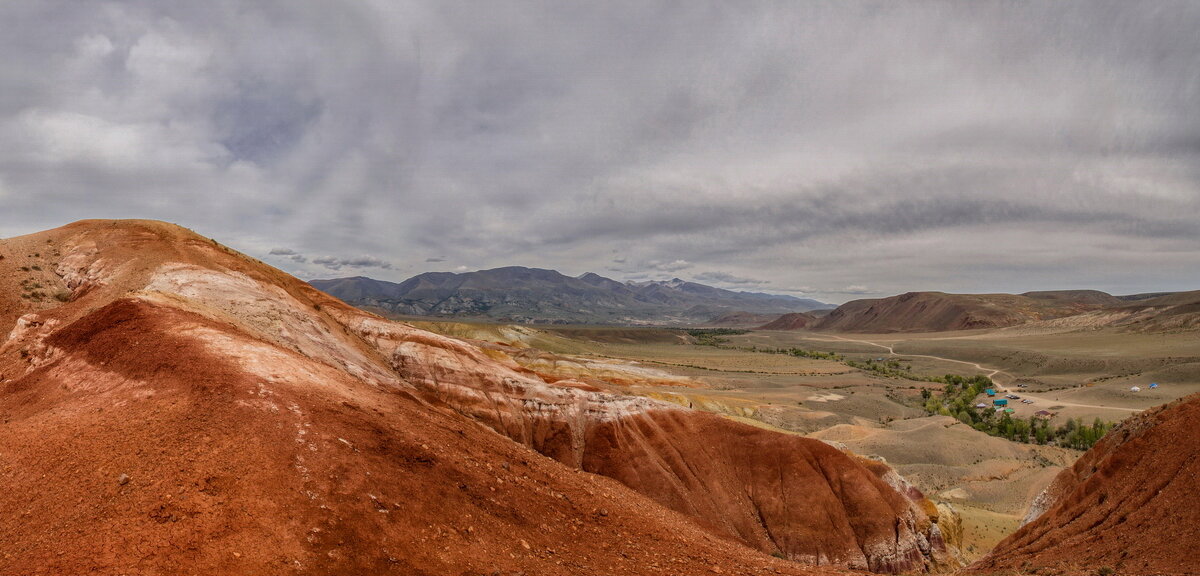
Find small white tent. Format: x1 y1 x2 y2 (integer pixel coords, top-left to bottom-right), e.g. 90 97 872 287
1130 386 1141 392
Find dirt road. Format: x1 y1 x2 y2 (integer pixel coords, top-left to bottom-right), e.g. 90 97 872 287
817 335 1142 414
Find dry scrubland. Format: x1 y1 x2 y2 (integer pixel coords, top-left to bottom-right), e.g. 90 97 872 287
405 319 1198 562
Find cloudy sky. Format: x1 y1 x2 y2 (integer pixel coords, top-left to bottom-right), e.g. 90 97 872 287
1 1 1198 303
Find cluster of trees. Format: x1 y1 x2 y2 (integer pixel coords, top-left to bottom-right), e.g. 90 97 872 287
845 357 932 381
732 346 843 361
683 328 749 346
921 374 1111 450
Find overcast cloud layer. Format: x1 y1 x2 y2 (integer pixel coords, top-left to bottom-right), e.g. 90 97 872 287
1 1 1198 303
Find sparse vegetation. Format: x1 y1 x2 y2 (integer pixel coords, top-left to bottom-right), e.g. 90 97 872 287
845 357 932 381
729 345 843 361
683 328 749 346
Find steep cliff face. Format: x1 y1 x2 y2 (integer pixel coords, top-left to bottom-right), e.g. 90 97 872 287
0 220 953 574
970 394 1200 575
856 458 965 572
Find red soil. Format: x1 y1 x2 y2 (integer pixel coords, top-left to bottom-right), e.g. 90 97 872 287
968 393 1200 575
0 220 954 574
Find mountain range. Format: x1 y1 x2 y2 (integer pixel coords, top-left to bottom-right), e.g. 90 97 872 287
315 268 1200 333
311 267 830 325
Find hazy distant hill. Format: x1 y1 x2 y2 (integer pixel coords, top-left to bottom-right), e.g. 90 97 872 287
758 312 819 330
311 267 830 325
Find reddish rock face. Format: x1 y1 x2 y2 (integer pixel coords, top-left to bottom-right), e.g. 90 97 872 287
0 220 953 574
969 393 1200 576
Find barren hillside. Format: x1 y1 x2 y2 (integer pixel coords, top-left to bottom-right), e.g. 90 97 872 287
968 393 1200 575
0 220 953 575
812 291 1154 333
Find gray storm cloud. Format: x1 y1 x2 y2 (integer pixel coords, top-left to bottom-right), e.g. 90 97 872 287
310 255 393 271
0 1 1197 302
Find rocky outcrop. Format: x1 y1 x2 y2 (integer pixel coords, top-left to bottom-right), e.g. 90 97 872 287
970 393 1200 575
856 457 964 572
934 503 965 566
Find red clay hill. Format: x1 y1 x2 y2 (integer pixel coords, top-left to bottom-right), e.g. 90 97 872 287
0 220 959 575
968 393 1200 575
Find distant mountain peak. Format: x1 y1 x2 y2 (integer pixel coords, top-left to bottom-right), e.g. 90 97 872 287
312 267 831 325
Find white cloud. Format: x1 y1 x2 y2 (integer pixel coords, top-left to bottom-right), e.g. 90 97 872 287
311 255 392 271
693 271 769 286
0 1 1196 304
647 259 692 273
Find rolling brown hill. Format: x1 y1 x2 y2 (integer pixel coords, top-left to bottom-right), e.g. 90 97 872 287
758 312 819 330
812 292 1058 333
968 393 1200 575
0 220 955 574
809 291 1137 333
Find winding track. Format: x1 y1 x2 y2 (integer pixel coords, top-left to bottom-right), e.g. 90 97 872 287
815 335 1142 414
